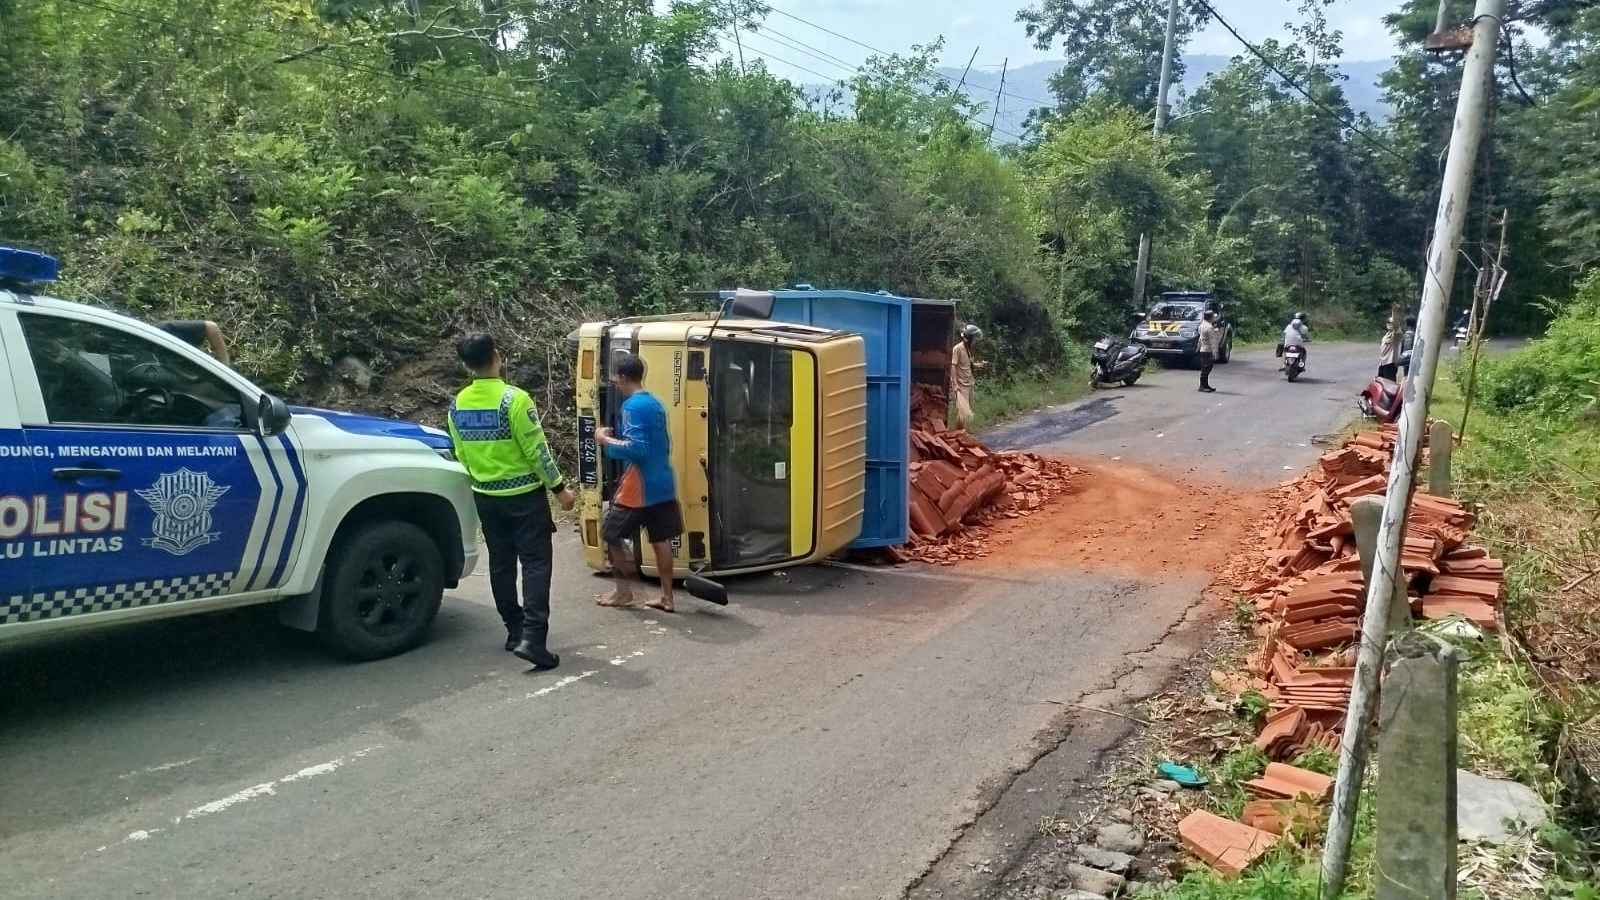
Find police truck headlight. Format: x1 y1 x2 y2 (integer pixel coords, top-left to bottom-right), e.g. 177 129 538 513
436 448 457 462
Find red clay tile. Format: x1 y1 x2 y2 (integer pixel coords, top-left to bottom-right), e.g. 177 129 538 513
1178 810 1280 877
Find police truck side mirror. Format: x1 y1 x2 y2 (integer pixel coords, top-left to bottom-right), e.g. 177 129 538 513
257 393 292 437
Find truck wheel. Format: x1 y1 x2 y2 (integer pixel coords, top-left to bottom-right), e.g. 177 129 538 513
318 521 443 660
1218 334 1233 363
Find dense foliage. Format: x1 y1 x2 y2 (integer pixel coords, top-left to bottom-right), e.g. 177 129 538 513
3 0 1600 422
1474 272 1600 414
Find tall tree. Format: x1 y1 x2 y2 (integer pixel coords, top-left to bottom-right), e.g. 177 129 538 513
1016 0 1210 113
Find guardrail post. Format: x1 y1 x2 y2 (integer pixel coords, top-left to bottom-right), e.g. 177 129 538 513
1375 631 1460 900
1429 420 1454 498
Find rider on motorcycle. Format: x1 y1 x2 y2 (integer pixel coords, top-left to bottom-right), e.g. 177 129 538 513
1280 312 1310 370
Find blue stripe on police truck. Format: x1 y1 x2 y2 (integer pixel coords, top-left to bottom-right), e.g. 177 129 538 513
245 434 285 593
266 432 306 589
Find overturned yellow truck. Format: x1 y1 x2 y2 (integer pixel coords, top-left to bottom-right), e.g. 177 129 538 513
573 292 870 577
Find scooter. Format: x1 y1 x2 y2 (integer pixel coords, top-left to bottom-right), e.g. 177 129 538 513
1091 335 1149 388
1357 374 1404 423
1283 345 1306 382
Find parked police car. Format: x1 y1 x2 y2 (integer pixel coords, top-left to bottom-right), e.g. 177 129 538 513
0 248 478 659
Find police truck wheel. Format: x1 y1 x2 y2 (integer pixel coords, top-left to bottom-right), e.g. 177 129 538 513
1218 335 1233 363
318 521 443 660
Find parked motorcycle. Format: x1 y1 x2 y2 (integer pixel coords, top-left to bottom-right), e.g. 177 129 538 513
1090 334 1149 388
1357 374 1404 423
1283 345 1307 382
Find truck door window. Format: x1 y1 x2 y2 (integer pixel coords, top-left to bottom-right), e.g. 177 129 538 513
709 341 794 567
18 313 245 430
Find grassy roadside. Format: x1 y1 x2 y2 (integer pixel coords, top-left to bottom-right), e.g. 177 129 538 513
968 365 1091 430
1143 317 1600 896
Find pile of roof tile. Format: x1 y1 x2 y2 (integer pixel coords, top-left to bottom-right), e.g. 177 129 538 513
1183 424 1508 878
898 383 1078 563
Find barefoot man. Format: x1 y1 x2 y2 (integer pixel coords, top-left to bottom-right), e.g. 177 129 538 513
596 353 684 613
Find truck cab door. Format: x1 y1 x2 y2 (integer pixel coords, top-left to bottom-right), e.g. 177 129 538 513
6 309 278 625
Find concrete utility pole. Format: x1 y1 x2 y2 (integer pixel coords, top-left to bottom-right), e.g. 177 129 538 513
1319 0 1506 893
1131 0 1180 309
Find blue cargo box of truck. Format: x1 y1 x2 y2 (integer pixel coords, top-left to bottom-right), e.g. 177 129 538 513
721 287 955 548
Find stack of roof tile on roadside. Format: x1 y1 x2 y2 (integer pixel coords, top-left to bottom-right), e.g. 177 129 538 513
897 384 1079 564
1180 424 1508 878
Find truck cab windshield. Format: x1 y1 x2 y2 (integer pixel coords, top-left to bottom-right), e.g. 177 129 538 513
709 340 795 568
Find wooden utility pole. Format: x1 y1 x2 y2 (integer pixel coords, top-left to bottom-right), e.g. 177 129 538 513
989 57 1008 138
954 46 980 94
1460 210 1509 441
1131 0 1180 309
1320 0 1507 893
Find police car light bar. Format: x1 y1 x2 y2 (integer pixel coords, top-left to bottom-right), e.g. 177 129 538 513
0 246 59 283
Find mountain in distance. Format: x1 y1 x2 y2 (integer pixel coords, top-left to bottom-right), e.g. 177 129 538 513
800 55 1391 139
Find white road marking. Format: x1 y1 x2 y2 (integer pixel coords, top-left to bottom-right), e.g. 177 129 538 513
609 649 646 666
118 757 200 779
182 747 380 821
526 671 597 698
97 747 380 853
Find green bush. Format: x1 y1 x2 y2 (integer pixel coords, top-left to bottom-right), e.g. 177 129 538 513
1475 273 1600 415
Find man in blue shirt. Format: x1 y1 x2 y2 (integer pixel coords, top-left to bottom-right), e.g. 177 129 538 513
595 353 683 613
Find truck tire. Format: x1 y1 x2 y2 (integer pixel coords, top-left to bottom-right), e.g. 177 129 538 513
317 520 443 660
1217 333 1233 363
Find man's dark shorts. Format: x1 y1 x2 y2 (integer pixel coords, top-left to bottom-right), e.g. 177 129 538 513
603 500 685 546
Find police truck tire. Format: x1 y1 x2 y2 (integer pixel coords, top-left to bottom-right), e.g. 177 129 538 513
1218 334 1233 363
318 521 444 660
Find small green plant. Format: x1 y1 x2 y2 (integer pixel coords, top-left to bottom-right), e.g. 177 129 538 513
1215 745 1268 786
1289 746 1337 776
1233 595 1255 627
1234 689 1270 724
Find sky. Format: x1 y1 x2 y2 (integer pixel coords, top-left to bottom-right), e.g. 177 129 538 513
734 0 1408 81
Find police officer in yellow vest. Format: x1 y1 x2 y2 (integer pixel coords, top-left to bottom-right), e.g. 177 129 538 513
448 334 575 670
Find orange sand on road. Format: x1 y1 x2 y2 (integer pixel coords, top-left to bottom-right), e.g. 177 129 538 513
959 457 1267 578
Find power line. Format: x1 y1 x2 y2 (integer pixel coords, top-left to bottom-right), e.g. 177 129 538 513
1187 0 1408 163
733 39 1028 141
743 26 864 76
761 3 1059 108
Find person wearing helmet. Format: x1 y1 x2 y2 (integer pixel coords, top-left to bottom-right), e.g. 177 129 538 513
1280 312 1310 371
950 323 983 428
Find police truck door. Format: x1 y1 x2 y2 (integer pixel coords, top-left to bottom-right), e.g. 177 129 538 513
6 310 279 625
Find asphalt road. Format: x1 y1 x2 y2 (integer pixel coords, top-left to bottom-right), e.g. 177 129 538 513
0 343 1378 900
986 341 1378 483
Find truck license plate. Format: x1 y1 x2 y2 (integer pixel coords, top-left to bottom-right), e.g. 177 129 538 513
578 415 599 486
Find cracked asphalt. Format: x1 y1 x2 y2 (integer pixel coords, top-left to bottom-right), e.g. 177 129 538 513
0 345 1372 899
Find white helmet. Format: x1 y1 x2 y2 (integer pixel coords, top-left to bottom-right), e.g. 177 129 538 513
962 324 983 340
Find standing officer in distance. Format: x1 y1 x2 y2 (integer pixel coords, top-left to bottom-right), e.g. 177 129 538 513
1197 310 1221 393
448 334 575 670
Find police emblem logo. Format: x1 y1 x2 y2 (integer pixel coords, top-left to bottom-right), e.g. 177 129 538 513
136 467 231 556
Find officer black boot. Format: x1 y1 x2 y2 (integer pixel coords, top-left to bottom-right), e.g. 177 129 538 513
504 628 519 653
512 622 559 670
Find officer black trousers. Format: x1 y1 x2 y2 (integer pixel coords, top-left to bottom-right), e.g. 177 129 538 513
474 490 554 647
1198 351 1215 390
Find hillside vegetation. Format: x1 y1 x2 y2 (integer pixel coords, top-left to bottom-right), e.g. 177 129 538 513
0 0 1597 426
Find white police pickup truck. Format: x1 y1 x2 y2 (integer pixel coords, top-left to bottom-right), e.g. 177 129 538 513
0 248 478 659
